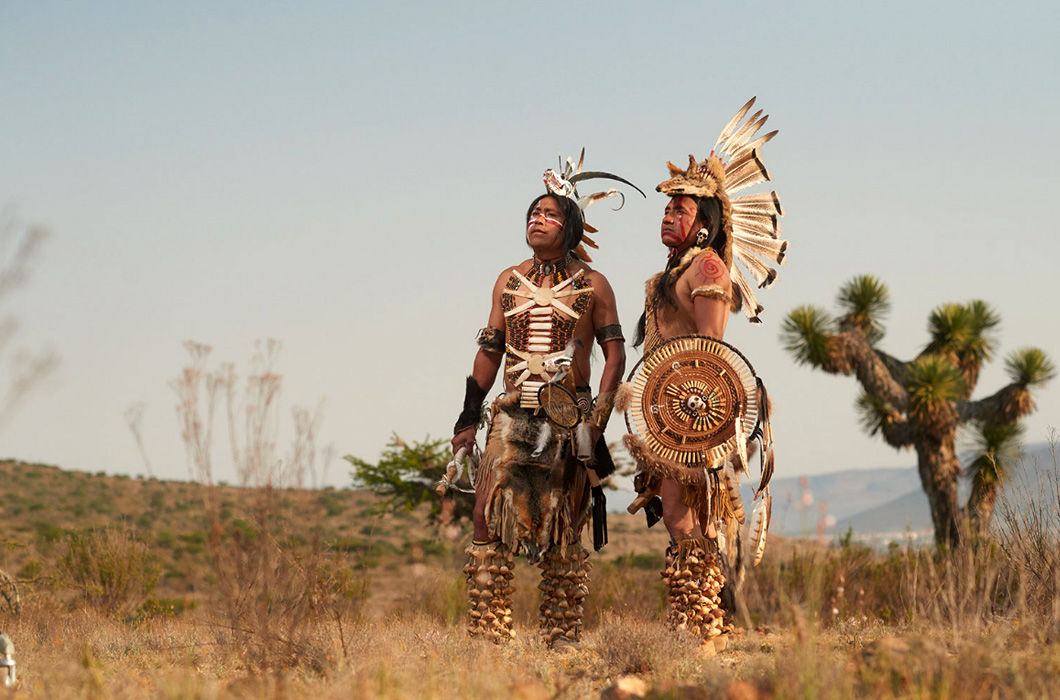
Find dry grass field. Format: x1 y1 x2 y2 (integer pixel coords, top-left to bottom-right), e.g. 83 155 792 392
1 458 1059 698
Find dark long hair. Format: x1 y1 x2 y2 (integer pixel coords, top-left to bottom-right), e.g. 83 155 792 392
632 196 724 348
525 193 585 257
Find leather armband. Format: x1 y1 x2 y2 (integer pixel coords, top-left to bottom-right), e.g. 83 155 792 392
594 323 624 345
476 327 505 354
454 376 487 434
590 390 616 431
690 284 731 305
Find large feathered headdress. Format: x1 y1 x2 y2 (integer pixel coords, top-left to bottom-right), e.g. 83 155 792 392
657 97 787 323
542 149 645 262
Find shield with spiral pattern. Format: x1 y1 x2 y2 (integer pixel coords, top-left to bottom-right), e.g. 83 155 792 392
625 335 760 467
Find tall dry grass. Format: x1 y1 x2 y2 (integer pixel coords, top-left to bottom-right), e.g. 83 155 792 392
6 384 1060 697
169 341 359 674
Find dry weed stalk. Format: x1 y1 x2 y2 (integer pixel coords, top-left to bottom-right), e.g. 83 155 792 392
172 340 354 673
0 212 57 428
995 436 1060 635
123 402 153 477
221 340 282 488
290 400 334 488
171 341 223 485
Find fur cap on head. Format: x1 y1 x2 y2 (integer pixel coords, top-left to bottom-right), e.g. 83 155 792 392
657 154 728 200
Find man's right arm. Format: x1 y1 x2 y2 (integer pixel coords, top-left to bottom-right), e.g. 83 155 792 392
452 270 509 453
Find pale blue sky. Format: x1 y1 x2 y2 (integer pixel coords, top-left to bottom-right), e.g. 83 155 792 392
2 1 1057 487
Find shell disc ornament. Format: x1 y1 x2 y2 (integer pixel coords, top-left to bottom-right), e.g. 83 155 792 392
625 335 760 467
538 383 581 429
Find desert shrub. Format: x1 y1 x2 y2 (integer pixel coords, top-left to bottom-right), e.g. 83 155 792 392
346 435 475 524
58 527 160 615
34 521 65 543
133 596 196 622
317 490 346 517
18 559 41 580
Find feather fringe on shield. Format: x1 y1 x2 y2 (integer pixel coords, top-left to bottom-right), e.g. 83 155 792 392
749 488 771 567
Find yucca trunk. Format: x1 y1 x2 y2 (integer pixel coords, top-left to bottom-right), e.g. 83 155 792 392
966 481 998 540
914 433 963 547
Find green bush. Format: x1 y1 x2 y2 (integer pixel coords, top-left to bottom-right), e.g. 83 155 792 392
133 596 196 622
59 527 161 615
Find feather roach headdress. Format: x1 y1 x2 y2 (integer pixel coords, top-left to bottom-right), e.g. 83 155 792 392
542 149 645 262
657 97 787 323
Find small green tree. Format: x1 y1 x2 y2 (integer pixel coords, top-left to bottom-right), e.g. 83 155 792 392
345 435 474 524
783 275 1054 546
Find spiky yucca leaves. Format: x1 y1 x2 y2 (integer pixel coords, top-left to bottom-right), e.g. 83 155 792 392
855 392 907 446
1005 347 1056 388
836 275 889 344
781 306 833 368
924 301 999 394
965 422 1025 489
905 356 963 435
965 421 1025 537
856 392 890 437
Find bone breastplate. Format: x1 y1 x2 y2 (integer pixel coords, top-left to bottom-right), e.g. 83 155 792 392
501 260 593 408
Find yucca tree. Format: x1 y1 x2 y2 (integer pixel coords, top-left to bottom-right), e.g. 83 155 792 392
782 275 1054 546
965 420 1025 538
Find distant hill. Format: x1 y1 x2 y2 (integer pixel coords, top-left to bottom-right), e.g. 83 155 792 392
756 441 1056 542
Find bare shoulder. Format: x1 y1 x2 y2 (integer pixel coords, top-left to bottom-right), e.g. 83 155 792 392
573 260 613 288
681 248 731 290
492 261 530 289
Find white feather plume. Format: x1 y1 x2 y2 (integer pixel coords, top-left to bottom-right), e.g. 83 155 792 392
750 488 771 567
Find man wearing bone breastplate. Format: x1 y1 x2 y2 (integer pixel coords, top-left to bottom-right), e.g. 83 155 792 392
450 163 639 647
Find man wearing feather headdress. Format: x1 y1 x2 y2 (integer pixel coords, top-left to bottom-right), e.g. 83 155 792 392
620 98 784 647
447 152 642 648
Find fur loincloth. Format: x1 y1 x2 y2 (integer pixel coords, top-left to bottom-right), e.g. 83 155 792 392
479 392 589 562
622 431 754 527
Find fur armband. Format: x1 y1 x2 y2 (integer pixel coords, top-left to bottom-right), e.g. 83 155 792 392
690 284 731 305
594 323 625 345
476 327 506 354
590 390 616 431
454 376 487 434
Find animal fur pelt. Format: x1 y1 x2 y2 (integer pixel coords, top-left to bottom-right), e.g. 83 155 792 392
615 381 634 414
624 433 743 523
623 433 716 489
479 393 589 563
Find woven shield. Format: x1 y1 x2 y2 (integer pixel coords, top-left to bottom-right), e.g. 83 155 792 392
625 335 760 467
